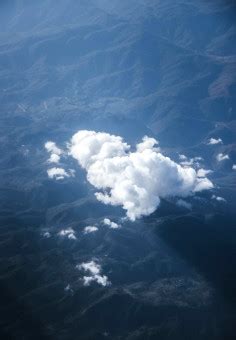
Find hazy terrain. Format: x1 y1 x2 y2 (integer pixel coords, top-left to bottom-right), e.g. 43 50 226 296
0 1 236 339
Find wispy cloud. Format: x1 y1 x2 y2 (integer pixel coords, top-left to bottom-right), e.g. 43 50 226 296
180 156 203 168
58 227 77 240
176 199 192 210
212 195 226 202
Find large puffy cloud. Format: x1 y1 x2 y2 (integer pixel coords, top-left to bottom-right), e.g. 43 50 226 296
69 130 213 221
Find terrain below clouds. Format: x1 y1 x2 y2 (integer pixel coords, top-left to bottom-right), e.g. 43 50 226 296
0 1 236 340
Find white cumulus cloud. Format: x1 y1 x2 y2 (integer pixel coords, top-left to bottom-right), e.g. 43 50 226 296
83 226 98 234
58 227 77 240
68 130 213 221
207 138 223 145
103 218 120 229
48 153 60 164
45 141 62 155
233 164 236 170
76 260 110 287
42 231 51 238
211 195 226 202
47 167 73 180
45 141 63 164
197 168 212 177
216 153 229 162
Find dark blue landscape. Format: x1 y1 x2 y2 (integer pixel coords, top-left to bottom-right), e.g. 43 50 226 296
0 1 236 339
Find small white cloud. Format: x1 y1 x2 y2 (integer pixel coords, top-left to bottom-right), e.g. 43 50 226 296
47 167 70 180
103 218 120 229
197 169 212 177
180 156 203 168
77 261 100 275
216 153 229 162
58 227 77 240
176 199 192 210
68 169 76 177
233 164 236 170
42 231 51 238
211 195 226 202
83 226 98 234
207 138 223 145
48 153 60 164
45 141 62 155
68 233 77 240
76 260 110 287
64 284 73 294
45 141 63 164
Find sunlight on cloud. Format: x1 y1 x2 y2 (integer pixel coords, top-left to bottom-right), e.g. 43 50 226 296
68 130 213 220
